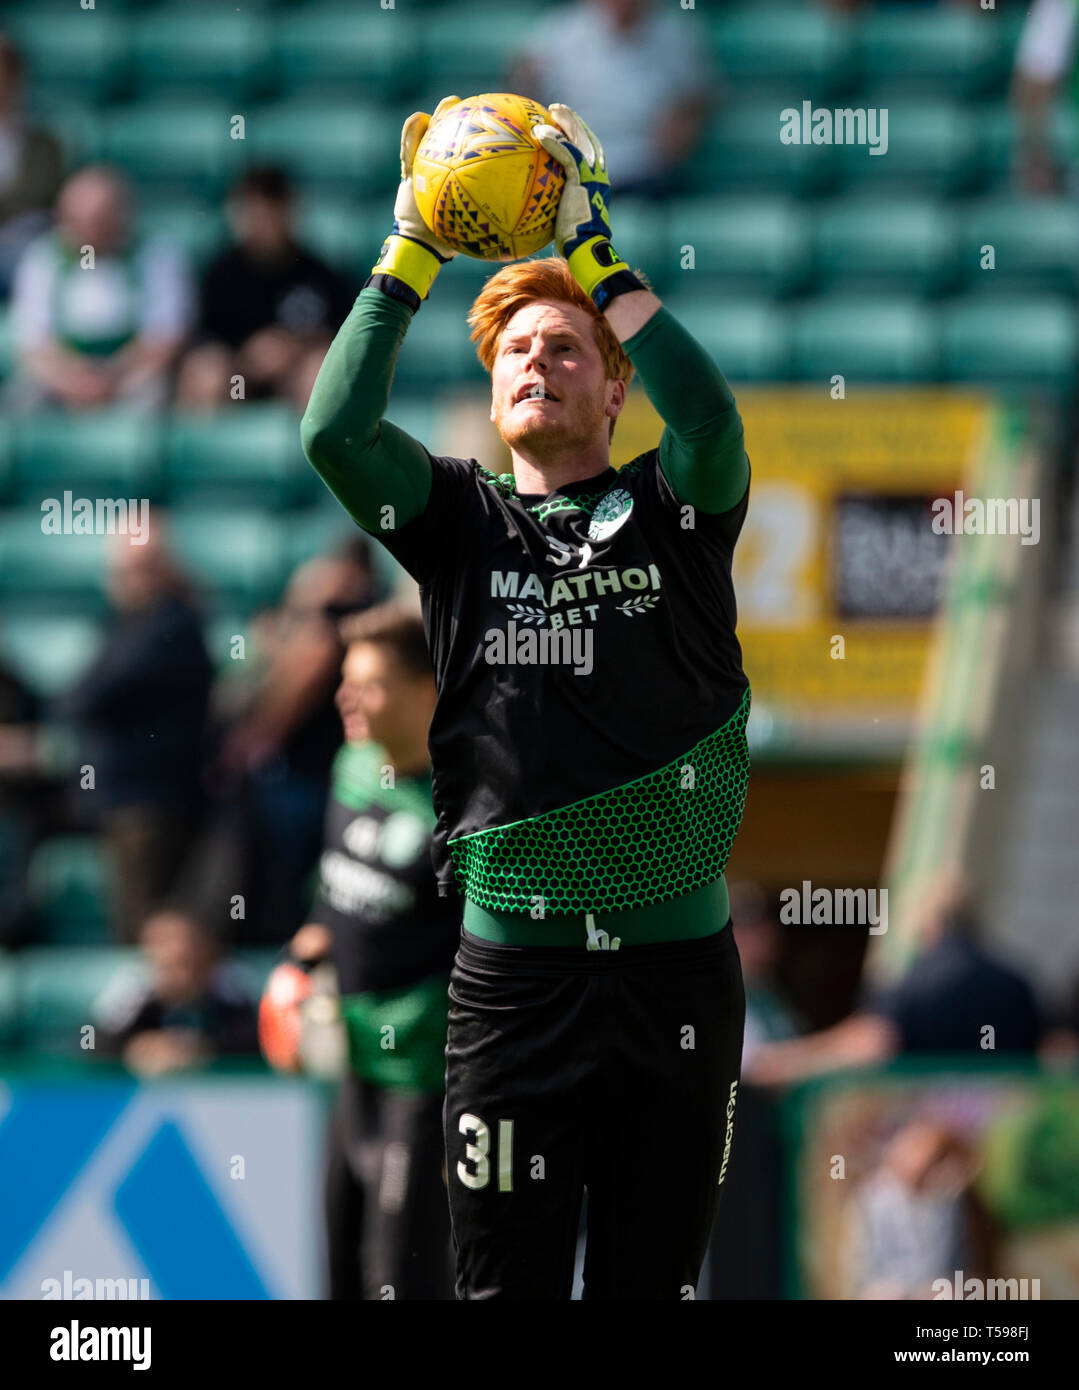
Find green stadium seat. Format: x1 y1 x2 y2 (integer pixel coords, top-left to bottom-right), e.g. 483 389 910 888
607 203 671 291
814 197 958 295
297 197 379 278
0 613 103 699
0 418 13 501
101 103 243 197
164 405 311 509
131 9 273 99
835 100 980 196
956 197 1079 293
393 294 488 386
709 7 854 97
859 7 1001 95
658 294 791 381
275 8 418 101
979 101 1079 195
5 11 130 104
0 511 109 611
417 7 534 97
0 948 19 1049
16 946 143 1054
138 200 227 271
13 411 162 503
693 102 839 196
660 197 810 297
940 296 1078 388
248 102 401 196
168 509 287 610
791 296 939 382
28 837 112 946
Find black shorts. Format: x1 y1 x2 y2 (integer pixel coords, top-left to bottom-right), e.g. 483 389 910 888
443 923 745 1300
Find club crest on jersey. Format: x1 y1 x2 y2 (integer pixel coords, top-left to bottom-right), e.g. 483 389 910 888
587 488 633 541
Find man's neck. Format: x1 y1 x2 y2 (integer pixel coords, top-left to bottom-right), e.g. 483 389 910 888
511 448 611 497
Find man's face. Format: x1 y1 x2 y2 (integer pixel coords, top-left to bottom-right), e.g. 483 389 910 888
335 641 433 750
489 299 624 457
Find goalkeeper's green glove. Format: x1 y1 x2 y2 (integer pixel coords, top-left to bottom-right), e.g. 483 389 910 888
532 103 646 311
365 97 460 312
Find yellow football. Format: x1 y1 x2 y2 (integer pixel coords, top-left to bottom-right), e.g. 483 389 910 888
411 92 565 261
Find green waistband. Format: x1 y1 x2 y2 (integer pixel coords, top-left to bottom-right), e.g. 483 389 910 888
461 876 730 947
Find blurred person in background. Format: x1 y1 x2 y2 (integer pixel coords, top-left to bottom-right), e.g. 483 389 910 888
1011 0 1078 195
57 525 212 943
729 880 805 1070
95 907 259 1077
7 164 192 410
176 166 354 412
846 1117 994 1300
271 604 458 1299
0 646 48 948
193 535 376 943
744 873 1044 1087
0 33 62 298
508 0 717 200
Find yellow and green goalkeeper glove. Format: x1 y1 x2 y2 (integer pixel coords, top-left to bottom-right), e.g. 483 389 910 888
532 103 645 310
366 97 460 311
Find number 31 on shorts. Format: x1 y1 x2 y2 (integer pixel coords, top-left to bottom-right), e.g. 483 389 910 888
457 1112 514 1192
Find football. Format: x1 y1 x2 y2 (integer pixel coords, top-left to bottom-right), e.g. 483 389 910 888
411 92 566 261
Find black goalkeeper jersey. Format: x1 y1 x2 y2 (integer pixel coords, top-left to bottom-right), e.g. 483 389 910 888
375 448 751 914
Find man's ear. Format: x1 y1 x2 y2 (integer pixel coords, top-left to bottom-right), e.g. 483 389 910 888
606 378 627 418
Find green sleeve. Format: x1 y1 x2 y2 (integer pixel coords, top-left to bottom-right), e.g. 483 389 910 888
300 286 433 532
621 306 750 515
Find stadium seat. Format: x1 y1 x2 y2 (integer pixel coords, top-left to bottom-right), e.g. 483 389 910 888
607 203 672 293
978 101 1079 195
164 405 311 509
940 296 1079 389
28 837 112 947
0 418 13 501
0 511 109 613
693 102 840 196
297 196 381 279
791 296 940 382
16 947 143 1054
131 9 273 100
275 8 418 101
0 612 103 699
393 294 488 386
955 197 1079 294
708 7 854 98
100 103 244 198
834 100 980 196
417 7 537 100
858 7 1002 95
248 102 401 196
661 197 811 298
4 11 130 104
167 509 287 610
138 199 227 271
12 411 162 503
0 948 19 1050
814 197 958 296
658 294 792 382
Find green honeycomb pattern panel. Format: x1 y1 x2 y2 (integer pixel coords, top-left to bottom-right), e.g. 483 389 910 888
448 684 751 913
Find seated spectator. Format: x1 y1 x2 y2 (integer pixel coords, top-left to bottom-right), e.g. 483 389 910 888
745 873 1044 1087
56 525 212 942
7 164 192 410
508 0 717 200
729 880 806 1070
0 33 63 298
176 166 354 412
94 907 259 1076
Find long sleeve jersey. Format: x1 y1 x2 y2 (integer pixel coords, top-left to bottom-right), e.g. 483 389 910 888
301 285 752 917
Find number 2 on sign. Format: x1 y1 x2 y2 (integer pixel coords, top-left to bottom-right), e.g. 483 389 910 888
457 1113 514 1192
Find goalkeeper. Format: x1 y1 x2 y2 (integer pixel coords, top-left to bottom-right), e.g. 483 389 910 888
302 98 751 1300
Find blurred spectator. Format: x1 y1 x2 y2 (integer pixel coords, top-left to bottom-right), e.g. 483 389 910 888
0 651 44 947
508 0 717 200
0 33 62 298
95 907 259 1076
847 1118 994 1300
7 164 192 410
187 536 377 944
176 166 354 412
729 880 805 1070
745 874 1044 1086
57 525 212 942
1011 0 1077 195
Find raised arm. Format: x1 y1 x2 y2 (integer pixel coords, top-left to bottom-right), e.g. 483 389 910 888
534 105 749 516
301 100 463 532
